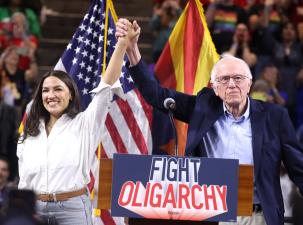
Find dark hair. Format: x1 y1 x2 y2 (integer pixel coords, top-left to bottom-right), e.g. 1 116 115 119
21 71 81 141
7 189 36 216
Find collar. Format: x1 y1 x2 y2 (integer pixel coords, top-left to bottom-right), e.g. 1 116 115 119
223 97 250 121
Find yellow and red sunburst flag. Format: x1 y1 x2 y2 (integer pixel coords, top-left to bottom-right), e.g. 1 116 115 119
154 0 219 156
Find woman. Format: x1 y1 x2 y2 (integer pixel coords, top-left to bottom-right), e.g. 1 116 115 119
17 23 138 225
0 45 37 118
259 63 287 106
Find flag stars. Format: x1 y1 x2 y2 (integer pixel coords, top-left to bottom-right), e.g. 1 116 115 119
90 16 96 24
77 72 84 80
87 27 93 34
80 61 86 68
107 40 111 46
127 76 134 83
100 23 105 30
97 47 102 53
84 77 91 84
81 50 88 57
82 88 88 95
108 28 113 35
84 14 89 20
93 31 98 39
84 39 90 46
72 58 78 64
91 43 96 49
75 47 81 54
66 43 72 50
77 35 84 43
79 24 86 31
87 65 92 72
89 55 94 61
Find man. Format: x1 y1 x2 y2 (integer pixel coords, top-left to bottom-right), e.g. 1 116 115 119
116 19 303 225
0 156 11 208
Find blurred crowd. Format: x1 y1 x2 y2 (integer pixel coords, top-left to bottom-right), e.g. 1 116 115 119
0 0 45 181
151 0 303 127
150 0 303 140
0 0 302 224
0 0 44 223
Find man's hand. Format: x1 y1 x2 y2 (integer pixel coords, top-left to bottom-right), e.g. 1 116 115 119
116 18 141 51
117 22 140 48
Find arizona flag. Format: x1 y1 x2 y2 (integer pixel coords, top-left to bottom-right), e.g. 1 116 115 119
154 0 219 156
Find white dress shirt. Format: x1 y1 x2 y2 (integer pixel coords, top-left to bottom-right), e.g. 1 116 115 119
17 81 123 194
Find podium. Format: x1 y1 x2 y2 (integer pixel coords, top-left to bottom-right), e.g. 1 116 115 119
98 158 253 225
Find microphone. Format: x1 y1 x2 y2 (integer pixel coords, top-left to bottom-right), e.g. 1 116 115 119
163 98 176 111
163 98 178 156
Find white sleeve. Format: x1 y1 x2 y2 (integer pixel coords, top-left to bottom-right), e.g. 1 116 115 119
81 79 125 146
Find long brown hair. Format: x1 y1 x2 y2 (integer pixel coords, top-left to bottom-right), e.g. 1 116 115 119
20 71 81 141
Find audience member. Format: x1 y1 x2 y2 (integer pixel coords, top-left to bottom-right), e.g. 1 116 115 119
248 0 284 41
248 13 275 76
273 21 302 126
0 189 46 225
150 0 181 62
0 12 38 71
227 23 257 68
250 78 272 102
296 67 303 127
259 63 287 106
0 87 17 181
0 0 41 38
206 0 247 53
0 46 37 118
0 156 12 209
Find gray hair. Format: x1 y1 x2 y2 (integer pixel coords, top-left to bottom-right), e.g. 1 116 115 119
11 12 29 32
210 54 252 83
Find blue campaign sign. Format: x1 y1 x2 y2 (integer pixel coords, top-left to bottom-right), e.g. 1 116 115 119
111 154 239 222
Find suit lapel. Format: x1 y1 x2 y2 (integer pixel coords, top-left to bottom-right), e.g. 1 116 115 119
250 99 265 177
186 95 223 155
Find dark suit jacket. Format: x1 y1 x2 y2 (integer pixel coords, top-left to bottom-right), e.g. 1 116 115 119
128 59 303 225
0 102 17 155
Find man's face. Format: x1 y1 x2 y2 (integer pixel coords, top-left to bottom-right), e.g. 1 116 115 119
212 59 252 108
0 160 9 186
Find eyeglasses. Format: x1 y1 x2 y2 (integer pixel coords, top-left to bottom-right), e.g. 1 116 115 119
215 75 248 85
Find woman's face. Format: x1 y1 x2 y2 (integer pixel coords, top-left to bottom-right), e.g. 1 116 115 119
263 67 278 84
42 76 72 119
4 48 19 65
282 23 296 42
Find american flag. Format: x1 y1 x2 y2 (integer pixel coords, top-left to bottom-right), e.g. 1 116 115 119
54 0 153 224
